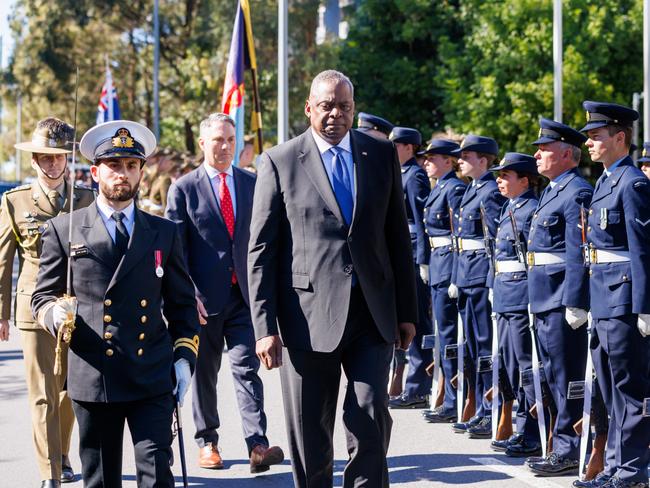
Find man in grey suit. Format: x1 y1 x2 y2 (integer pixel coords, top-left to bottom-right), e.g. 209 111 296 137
166 113 283 473
248 69 418 488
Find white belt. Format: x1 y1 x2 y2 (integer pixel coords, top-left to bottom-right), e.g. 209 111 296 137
458 238 485 251
590 249 630 264
495 260 526 273
526 252 565 266
408 224 417 233
429 236 452 249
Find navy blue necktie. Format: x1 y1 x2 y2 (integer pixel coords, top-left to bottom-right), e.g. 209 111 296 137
112 212 129 255
330 146 354 225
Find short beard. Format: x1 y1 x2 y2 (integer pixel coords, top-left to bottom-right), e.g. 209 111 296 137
99 180 139 202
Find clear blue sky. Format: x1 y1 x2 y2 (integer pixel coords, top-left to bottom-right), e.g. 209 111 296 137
0 0 16 69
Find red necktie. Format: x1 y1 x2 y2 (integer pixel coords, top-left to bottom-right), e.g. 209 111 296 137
218 173 237 284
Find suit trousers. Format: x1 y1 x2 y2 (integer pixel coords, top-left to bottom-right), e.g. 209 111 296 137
458 285 492 418
192 284 267 453
431 281 458 411
280 286 393 488
403 267 433 398
497 312 539 443
534 308 586 459
592 315 650 483
20 328 75 479
72 393 175 488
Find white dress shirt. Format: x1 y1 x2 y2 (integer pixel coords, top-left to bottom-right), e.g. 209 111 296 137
311 129 357 201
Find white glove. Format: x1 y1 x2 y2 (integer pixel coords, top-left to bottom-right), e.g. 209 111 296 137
448 283 459 299
565 307 588 330
638 314 650 337
173 358 191 407
419 264 429 285
488 288 494 305
52 296 77 333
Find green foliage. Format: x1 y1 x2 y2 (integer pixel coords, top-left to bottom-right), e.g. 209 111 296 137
1 0 647 176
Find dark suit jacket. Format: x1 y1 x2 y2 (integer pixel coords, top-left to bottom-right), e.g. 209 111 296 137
31 202 199 403
247 128 417 353
166 165 256 315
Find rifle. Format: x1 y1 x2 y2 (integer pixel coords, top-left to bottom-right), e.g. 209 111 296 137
508 208 526 264
479 202 495 268
54 66 79 376
448 206 458 253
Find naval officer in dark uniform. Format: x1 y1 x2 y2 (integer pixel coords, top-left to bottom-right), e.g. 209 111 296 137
449 135 507 438
579 101 650 488
389 127 433 409
420 139 466 423
31 120 200 488
527 118 593 476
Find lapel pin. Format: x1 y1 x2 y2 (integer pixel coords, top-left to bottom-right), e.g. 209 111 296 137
361 151 367 156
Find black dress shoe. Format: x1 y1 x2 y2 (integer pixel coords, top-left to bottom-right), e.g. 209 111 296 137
573 473 611 487
529 452 579 476
467 416 492 439
451 415 481 433
506 440 542 458
388 394 428 409
61 455 74 483
526 455 546 465
41 480 61 488
423 407 457 423
491 433 523 452
601 477 649 488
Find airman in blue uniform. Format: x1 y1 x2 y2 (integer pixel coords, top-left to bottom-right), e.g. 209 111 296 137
527 118 593 477
637 142 650 180
487 153 542 457
419 139 466 423
356 112 394 140
449 135 507 438
389 127 433 409
577 101 650 488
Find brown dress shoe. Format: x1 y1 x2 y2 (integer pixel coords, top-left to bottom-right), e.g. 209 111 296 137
198 443 224 469
249 445 284 473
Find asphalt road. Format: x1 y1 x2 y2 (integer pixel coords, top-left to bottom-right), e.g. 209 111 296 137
0 327 582 488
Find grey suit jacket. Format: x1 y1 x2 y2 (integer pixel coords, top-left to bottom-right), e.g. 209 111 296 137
247 128 417 352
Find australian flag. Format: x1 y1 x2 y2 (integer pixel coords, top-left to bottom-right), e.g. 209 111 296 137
96 64 121 125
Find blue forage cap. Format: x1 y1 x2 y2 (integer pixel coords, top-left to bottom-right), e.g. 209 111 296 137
489 152 538 175
417 138 460 157
389 127 422 146
638 142 650 164
357 112 394 136
451 134 498 156
532 117 587 148
580 100 639 132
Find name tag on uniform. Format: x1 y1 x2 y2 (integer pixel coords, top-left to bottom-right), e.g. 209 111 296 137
70 244 89 258
643 398 650 417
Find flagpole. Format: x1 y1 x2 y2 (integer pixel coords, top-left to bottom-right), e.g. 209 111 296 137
278 0 289 144
250 67 264 153
153 0 160 141
105 55 113 122
553 0 562 122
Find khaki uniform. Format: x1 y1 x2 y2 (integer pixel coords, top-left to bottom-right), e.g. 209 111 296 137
146 172 173 216
0 181 95 479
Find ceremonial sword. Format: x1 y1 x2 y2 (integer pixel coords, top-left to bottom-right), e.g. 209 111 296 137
54 66 79 376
